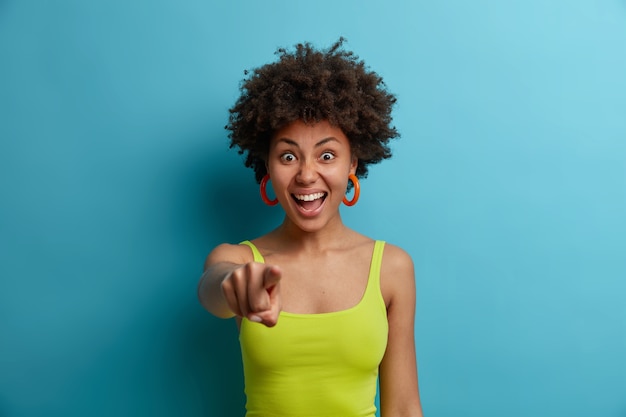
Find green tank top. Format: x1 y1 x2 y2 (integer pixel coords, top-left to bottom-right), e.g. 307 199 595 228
238 240 388 417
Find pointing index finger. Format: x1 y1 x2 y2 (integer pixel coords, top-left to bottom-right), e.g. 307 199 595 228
263 265 281 289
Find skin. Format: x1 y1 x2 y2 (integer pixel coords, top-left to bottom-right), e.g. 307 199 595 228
197 119 424 416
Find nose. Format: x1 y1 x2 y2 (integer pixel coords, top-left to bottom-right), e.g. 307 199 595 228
296 159 318 184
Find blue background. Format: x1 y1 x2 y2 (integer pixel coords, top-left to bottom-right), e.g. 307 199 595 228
1 1 625 416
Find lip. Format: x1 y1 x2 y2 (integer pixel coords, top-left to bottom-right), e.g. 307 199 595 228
290 190 328 217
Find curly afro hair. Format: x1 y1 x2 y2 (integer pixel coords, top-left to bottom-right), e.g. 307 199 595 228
226 37 399 183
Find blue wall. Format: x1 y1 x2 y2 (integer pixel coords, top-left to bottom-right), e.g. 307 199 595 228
1 1 625 416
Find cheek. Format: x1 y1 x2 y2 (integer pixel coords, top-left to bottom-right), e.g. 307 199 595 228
267 166 292 190
328 169 352 190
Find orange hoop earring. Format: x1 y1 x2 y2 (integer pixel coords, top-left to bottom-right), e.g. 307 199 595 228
260 174 279 206
343 174 360 206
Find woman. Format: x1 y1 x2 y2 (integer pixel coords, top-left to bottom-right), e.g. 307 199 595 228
198 38 424 417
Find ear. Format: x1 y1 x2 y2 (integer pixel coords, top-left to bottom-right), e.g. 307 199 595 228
349 155 358 175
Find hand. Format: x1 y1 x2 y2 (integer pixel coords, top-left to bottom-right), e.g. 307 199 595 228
220 262 282 327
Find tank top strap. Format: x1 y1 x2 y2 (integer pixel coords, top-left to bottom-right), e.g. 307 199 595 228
240 240 265 263
364 240 386 304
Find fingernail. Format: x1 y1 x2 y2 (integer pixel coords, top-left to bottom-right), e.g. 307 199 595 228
249 315 262 323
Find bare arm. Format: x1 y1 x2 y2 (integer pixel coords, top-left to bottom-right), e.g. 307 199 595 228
197 243 282 327
379 244 424 417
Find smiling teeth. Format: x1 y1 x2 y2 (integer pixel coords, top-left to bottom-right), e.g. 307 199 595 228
294 192 325 201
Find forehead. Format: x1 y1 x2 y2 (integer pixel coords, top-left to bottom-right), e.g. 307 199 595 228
270 120 349 148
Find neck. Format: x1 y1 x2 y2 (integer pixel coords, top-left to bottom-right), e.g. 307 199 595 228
273 214 352 253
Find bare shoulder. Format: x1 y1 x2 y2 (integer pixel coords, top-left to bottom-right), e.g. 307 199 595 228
203 242 255 270
381 243 415 276
380 243 416 305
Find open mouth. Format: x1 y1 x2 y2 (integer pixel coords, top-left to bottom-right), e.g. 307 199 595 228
292 192 327 212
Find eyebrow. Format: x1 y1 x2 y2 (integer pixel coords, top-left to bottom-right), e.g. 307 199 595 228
276 137 340 148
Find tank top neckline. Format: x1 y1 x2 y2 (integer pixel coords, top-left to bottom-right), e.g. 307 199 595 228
240 240 385 319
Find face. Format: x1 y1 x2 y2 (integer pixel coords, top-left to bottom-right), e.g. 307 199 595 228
267 119 357 232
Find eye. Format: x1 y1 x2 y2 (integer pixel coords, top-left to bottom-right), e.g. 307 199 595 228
280 152 296 163
320 152 335 161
